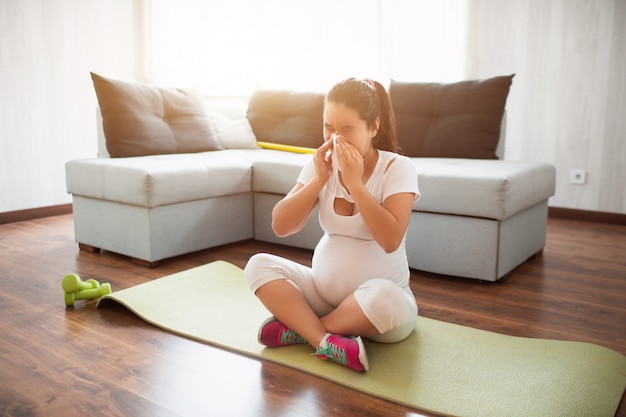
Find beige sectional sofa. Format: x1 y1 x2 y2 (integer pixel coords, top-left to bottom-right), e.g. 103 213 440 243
65 73 556 281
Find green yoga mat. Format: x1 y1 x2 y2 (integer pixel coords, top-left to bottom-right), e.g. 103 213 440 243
97 261 626 417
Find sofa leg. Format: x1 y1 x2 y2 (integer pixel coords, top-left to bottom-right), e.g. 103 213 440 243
530 248 544 259
78 243 101 253
131 258 160 268
495 247 546 283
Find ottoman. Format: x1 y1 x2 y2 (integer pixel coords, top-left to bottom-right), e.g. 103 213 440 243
406 158 556 281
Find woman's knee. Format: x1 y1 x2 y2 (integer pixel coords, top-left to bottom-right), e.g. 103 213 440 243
362 280 406 315
354 278 417 341
244 252 280 291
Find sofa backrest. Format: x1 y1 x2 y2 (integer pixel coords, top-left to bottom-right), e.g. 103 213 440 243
96 80 510 159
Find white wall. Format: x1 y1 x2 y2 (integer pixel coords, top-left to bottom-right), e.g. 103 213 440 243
467 0 626 214
0 0 136 213
1 0 624 215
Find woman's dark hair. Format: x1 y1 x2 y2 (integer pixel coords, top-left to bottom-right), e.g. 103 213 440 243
325 77 397 152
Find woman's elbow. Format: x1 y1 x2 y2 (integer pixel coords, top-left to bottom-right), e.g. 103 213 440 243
272 218 303 237
271 205 290 237
271 220 290 237
382 245 400 254
380 237 403 254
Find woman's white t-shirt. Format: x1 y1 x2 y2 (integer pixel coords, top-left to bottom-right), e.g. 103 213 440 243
296 150 420 307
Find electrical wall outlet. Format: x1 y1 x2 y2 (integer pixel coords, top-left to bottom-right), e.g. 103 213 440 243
569 169 587 185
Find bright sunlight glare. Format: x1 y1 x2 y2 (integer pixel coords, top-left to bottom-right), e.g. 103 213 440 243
148 0 467 96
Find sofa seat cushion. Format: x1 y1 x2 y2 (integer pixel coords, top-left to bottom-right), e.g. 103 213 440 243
65 152 252 208
412 158 556 220
199 148 313 195
251 153 313 195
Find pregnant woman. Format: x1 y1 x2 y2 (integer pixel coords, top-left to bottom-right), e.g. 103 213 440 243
244 77 420 372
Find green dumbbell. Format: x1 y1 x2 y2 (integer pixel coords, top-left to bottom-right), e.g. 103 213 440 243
62 273 112 307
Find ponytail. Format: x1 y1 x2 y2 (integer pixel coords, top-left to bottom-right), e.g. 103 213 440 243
371 81 397 153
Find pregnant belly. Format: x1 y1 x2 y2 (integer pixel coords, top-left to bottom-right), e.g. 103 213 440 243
312 234 401 307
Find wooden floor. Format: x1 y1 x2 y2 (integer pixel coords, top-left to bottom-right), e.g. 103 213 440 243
0 214 624 417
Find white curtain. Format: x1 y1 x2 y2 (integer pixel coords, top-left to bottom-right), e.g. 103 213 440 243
145 0 468 96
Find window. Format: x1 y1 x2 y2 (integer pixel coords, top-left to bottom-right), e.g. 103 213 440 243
145 0 468 96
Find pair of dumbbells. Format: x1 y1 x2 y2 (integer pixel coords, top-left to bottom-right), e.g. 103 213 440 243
62 273 112 307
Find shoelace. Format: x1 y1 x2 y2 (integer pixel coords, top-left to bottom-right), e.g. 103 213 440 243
280 328 305 345
315 342 348 365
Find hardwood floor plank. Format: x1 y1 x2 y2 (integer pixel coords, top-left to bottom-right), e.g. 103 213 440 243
0 382 38 417
0 214 624 417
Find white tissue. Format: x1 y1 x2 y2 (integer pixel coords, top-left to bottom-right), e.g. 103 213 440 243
332 134 342 173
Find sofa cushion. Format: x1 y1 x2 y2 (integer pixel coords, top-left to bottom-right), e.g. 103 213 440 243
91 72 222 158
247 89 325 149
390 75 514 159
65 152 251 208
411 158 556 220
206 111 258 149
251 153 314 195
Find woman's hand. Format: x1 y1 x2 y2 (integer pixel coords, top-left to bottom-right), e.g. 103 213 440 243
333 136 364 191
313 138 333 184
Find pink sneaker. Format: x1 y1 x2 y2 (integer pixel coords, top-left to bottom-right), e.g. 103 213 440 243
258 317 307 347
315 334 369 372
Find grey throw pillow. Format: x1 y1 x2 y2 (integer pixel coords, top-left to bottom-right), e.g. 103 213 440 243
247 89 325 149
390 75 514 159
91 72 222 157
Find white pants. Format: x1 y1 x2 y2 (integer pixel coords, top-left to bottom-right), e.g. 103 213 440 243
244 253 418 343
